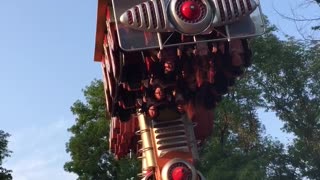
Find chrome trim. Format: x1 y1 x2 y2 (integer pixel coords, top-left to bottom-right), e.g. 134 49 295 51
168 0 213 35
143 2 152 29
119 0 258 35
183 116 199 161
137 112 156 169
152 0 162 30
152 118 190 157
113 0 264 51
120 0 173 32
156 0 170 29
228 0 235 18
140 151 148 177
212 0 258 26
243 0 249 12
235 0 241 16
138 5 146 28
221 0 228 20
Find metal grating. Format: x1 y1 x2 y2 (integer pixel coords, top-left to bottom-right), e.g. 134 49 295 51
127 11 133 25
245 0 252 11
153 119 189 157
149 1 158 28
141 4 150 28
156 0 165 28
217 0 225 22
225 0 232 20
231 0 239 17
239 0 246 15
134 6 141 27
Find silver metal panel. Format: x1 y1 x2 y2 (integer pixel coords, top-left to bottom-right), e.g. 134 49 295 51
221 0 228 20
243 0 249 12
152 118 190 157
152 0 162 29
235 0 242 16
168 0 213 34
112 0 265 51
144 2 152 29
138 5 146 28
228 0 235 18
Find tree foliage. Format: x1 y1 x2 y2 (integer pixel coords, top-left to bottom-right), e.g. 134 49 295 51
0 130 12 180
198 67 296 179
252 27 320 179
65 80 140 180
199 22 320 179
64 80 115 179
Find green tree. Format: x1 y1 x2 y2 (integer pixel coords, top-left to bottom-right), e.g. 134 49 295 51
64 80 116 179
0 130 12 180
116 157 141 180
251 25 320 179
65 80 139 180
197 22 320 179
198 71 296 179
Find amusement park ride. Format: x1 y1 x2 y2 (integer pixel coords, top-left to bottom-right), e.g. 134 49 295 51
93 0 265 179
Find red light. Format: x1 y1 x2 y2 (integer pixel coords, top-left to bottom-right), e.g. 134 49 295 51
180 1 201 21
171 167 188 180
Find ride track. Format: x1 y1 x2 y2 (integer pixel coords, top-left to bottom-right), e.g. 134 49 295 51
93 0 265 179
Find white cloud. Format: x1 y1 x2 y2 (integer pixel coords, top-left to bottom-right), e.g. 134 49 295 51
3 117 77 180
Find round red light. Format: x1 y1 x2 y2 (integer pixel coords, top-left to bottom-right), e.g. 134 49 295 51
180 1 201 21
171 167 188 180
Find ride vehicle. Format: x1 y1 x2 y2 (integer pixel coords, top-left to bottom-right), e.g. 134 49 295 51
93 0 265 179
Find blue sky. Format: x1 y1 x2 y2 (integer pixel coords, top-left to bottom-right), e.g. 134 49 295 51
0 0 318 179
